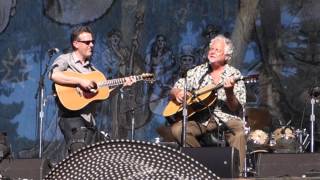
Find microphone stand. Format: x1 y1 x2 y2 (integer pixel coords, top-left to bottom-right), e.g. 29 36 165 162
34 51 54 158
130 94 135 140
181 77 188 147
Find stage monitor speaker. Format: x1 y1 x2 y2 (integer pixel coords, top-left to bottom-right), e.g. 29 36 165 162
181 147 239 178
0 158 51 179
256 153 320 177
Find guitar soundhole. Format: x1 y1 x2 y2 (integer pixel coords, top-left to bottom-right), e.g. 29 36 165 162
83 90 97 99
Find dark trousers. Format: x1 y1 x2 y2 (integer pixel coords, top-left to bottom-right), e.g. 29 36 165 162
59 117 98 154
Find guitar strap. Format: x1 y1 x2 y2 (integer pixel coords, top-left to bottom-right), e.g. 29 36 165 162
190 63 213 104
195 62 212 91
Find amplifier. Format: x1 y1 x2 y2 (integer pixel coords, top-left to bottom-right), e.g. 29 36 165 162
256 153 320 177
181 147 239 178
0 158 50 179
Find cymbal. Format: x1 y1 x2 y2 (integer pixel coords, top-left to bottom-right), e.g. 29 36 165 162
246 107 271 130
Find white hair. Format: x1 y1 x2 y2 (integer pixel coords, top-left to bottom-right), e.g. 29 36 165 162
209 35 234 61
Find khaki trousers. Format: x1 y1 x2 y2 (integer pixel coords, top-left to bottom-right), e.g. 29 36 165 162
171 118 246 174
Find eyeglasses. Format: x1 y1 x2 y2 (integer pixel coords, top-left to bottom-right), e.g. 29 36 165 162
77 40 95 45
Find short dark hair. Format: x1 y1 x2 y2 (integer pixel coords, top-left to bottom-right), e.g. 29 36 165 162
70 26 94 49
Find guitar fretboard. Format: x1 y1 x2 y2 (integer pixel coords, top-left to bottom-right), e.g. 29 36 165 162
98 75 151 88
194 76 254 96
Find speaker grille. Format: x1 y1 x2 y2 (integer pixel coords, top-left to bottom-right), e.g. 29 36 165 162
45 139 219 179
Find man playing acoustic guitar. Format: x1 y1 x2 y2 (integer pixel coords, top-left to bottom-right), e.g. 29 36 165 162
49 26 136 154
169 35 246 175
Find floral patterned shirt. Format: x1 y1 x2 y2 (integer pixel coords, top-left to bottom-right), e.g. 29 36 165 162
173 63 246 123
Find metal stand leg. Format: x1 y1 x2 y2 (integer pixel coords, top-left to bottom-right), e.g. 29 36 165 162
39 88 45 158
35 50 58 158
310 98 316 152
181 77 188 147
242 105 250 177
131 108 135 140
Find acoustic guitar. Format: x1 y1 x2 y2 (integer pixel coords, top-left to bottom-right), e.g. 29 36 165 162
162 74 258 121
54 71 154 111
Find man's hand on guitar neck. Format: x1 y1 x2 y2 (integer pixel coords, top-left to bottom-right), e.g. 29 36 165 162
170 88 192 104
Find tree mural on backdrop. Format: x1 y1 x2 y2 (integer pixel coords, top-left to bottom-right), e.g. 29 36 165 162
258 0 292 129
276 0 320 131
0 0 16 33
43 0 114 25
0 49 33 154
243 0 320 137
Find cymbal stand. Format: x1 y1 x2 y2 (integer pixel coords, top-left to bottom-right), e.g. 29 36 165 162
310 97 317 152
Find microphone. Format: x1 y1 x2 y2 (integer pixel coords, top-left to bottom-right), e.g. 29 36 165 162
47 48 60 57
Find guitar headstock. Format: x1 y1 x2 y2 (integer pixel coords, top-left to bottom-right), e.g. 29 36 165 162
239 74 259 84
140 73 155 83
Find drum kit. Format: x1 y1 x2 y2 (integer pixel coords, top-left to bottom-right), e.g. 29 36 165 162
244 107 310 175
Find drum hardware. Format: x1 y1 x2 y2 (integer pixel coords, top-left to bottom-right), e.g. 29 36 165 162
272 127 298 153
296 129 303 152
310 97 318 152
245 149 269 177
303 134 310 151
243 115 251 135
243 106 271 178
244 127 311 177
269 133 276 147
247 130 269 146
273 127 295 142
296 129 309 153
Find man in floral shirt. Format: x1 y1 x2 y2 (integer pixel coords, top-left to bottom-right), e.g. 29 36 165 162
169 35 246 175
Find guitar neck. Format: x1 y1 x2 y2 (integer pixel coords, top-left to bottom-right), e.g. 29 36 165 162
194 76 243 96
194 83 222 96
100 75 145 88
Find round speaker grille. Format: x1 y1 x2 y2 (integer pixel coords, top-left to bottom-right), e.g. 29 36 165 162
45 139 219 179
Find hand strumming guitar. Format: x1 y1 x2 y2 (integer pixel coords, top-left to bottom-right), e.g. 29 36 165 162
79 79 97 92
170 88 192 104
223 76 235 93
223 76 240 112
